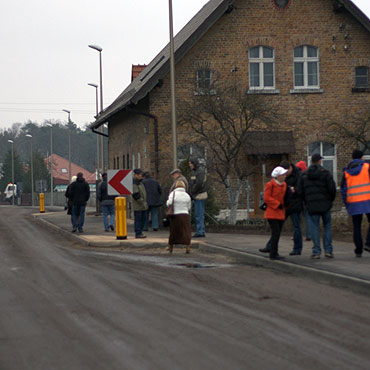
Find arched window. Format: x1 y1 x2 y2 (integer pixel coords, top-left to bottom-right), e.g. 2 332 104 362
294 45 319 88
197 68 213 94
308 141 336 180
249 46 275 89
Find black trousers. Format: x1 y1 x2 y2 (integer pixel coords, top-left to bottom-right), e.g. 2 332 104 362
352 213 370 255
268 219 284 258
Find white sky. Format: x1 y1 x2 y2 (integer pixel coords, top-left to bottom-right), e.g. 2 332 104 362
0 0 369 130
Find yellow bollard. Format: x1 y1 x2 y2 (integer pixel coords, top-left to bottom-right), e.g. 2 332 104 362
115 197 127 240
39 193 45 213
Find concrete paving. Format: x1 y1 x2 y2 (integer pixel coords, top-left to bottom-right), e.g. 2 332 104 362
33 207 370 295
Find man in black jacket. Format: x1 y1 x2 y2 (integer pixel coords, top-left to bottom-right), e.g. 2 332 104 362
68 172 90 233
301 154 336 259
142 172 162 231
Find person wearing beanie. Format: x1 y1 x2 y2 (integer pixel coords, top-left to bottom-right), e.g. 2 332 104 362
300 154 336 259
263 166 289 260
189 158 207 238
132 168 148 238
341 149 370 257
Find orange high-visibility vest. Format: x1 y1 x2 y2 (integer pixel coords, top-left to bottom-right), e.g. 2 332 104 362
345 162 370 203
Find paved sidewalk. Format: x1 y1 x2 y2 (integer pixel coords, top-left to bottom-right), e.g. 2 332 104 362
33 207 370 294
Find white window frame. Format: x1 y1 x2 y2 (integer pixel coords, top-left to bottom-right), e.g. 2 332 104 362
293 45 320 89
249 46 275 90
308 141 337 183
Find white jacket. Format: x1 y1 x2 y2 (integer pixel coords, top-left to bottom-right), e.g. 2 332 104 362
166 188 191 215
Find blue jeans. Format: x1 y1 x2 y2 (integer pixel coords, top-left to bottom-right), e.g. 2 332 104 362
309 211 333 255
144 206 159 230
72 204 86 231
290 212 303 253
134 210 146 237
194 199 205 236
102 204 115 231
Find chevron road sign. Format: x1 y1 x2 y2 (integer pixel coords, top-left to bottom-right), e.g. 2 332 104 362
107 170 133 195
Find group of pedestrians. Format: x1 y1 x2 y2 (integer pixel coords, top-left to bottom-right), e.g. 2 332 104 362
261 149 370 260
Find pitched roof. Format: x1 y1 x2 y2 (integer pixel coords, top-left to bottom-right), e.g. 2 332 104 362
91 0 370 129
45 154 96 184
92 0 234 128
243 131 295 155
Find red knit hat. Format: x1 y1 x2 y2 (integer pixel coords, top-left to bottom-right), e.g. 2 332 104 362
296 161 307 171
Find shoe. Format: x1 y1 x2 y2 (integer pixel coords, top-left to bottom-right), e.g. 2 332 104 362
356 253 362 258
192 234 205 238
270 255 285 260
259 247 270 253
153 228 158 231
306 238 312 241
78 229 83 233
105 229 109 232
364 246 370 253
289 250 301 256
110 225 114 231
325 252 334 258
311 254 320 259
135 235 147 239
72 228 77 233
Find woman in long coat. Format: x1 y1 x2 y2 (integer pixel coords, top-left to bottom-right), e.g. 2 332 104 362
166 180 192 253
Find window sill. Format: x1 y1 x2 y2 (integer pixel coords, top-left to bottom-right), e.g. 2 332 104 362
194 89 216 96
247 89 280 95
290 88 324 94
352 87 370 93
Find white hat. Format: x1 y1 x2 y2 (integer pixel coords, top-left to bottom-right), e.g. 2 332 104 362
271 166 288 178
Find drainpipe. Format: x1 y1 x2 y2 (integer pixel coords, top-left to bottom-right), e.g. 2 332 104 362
91 127 108 137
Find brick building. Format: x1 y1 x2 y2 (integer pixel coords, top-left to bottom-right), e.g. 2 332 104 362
92 0 370 215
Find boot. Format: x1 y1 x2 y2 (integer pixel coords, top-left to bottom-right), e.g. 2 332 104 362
168 244 173 254
185 245 190 254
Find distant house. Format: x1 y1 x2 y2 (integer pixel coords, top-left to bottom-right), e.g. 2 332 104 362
45 153 96 191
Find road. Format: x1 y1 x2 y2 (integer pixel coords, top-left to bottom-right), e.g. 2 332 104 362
1 206 370 370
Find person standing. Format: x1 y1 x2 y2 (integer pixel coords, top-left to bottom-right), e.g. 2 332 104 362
189 158 207 238
68 172 90 233
301 154 337 259
166 181 192 254
263 166 289 260
132 168 148 238
341 149 370 257
65 175 77 226
142 172 162 231
169 168 189 192
296 160 312 241
280 161 304 256
97 172 116 232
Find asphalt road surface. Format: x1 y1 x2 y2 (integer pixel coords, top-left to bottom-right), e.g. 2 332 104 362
1 206 370 370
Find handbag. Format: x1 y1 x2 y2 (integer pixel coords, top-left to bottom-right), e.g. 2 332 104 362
165 191 175 217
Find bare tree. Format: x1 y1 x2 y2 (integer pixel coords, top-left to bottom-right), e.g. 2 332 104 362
177 79 283 224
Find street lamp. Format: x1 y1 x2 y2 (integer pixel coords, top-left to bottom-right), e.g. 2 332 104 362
88 44 105 171
169 0 178 168
62 109 72 184
46 123 53 206
7 140 15 206
26 134 34 207
88 82 100 174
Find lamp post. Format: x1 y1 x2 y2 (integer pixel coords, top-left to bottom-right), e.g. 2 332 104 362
169 0 178 168
88 82 100 174
46 123 53 206
7 140 15 206
62 109 72 184
88 44 105 171
26 134 34 207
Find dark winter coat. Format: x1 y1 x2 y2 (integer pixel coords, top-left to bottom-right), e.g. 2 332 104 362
132 178 148 211
68 177 90 206
142 176 162 207
285 164 303 215
97 179 116 206
300 164 336 215
189 158 206 198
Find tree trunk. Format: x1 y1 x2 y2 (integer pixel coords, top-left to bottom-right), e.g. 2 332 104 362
224 177 243 225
